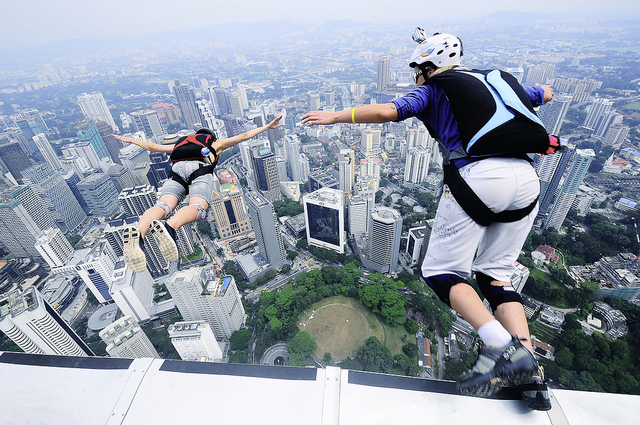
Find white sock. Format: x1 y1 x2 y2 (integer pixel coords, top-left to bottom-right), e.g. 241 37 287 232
478 320 512 349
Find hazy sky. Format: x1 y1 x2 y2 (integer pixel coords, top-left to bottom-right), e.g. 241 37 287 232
3 0 639 49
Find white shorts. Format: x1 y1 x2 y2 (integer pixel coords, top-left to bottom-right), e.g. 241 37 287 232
421 157 540 282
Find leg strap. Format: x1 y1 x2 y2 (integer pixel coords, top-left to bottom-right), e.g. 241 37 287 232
191 203 207 221
423 273 472 307
476 272 523 311
155 200 172 219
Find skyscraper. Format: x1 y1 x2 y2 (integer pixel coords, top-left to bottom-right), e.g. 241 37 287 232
62 141 101 169
0 287 93 356
99 315 160 359
543 149 595 230
0 191 46 258
348 195 368 236
77 92 118 132
166 269 246 340
250 145 281 202
583 98 613 132
76 118 110 160
304 188 345 254
95 119 123 165
14 109 49 152
284 135 303 182
22 163 87 234
173 80 201 129
538 94 572 136
338 148 355 196
404 147 430 184
535 149 573 215
244 191 287 270
366 207 402 274
168 321 223 362
377 56 391 103
77 173 121 218
109 261 154 323
0 135 32 182
360 128 381 157
35 227 74 268
210 184 252 239
32 133 63 171
118 185 157 217
131 110 167 140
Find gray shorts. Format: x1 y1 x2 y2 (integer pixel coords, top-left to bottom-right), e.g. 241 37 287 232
160 160 214 204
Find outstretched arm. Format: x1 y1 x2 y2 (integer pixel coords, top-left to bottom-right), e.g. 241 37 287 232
301 104 398 126
112 134 175 153
213 115 283 153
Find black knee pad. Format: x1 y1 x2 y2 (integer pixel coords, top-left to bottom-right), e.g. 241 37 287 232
423 273 471 307
476 272 523 311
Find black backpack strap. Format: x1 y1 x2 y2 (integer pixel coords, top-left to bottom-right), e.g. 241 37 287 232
167 164 215 195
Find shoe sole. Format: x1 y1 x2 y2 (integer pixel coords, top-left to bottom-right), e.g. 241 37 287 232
149 220 178 262
123 227 147 272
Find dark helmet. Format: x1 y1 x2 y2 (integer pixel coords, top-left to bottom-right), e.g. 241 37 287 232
196 128 217 140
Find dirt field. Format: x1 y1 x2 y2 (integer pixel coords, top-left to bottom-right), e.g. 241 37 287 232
298 296 385 361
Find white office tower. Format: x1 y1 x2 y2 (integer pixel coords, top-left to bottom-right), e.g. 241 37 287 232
543 149 595 230
210 184 251 239
99 316 159 359
54 241 117 304
603 124 630 150
168 321 223 362
300 154 310 182
284 135 303 182
309 93 321 110
594 112 623 138
166 269 246 340
360 157 382 191
348 195 368 236
525 63 555 85
338 148 355 195
130 110 166 140
303 188 345 253
237 84 249 110
228 93 244 118
504 67 525 83
35 227 73 268
244 191 287 269
538 94 572 136
366 207 402 274
360 128 381 157
582 98 613 132
354 179 376 212
510 262 530 293
0 287 93 356
118 185 157 217
119 143 151 185
0 190 49 259
32 133 63 171
62 141 101 169
77 92 118 132
406 226 428 267
109 261 154 322
404 147 430 184
195 99 217 130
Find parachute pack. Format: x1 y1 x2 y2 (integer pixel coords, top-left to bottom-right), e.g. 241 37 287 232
424 68 562 226
170 133 219 166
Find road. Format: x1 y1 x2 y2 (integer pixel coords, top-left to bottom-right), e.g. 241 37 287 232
246 260 322 301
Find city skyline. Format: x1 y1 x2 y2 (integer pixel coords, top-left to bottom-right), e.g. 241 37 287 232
1 1 638 50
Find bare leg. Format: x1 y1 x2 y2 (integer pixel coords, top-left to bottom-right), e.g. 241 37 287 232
139 194 179 238
491 280 534 354
449 283 495 330
166 196 208 230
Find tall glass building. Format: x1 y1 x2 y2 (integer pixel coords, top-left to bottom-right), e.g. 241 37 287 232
303 188 345 253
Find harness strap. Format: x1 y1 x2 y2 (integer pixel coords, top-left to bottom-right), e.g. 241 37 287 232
168 164 214 195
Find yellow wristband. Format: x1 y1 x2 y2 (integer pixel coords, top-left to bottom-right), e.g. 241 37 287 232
351 107 356 124
139 140 143 147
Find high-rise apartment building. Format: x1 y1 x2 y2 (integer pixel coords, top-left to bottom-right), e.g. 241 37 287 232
366 207 402 274
77 92 118 132
32 133 63 171
338 148 355 196
309 93 321 111
0 287 93 356
244 191 287 270
543 149 595 230
407 226 428 267
538 94 572 136
525 63 555 85
173 80 201 129
131 110 167 140
0 191 46 258
360 128 381 157
99 315 160 359
118 185 157 217
583 98 613 132
22 163 87 234
2 185 57 233
109 261 154 323
348 195 368 236
304 188 345 253
210 184 251 239
250 145 281 202
35 227 73 268
535 149 573 215
166 269 246 340
603 124 630 150
404 147 430 184
168 321 223 362
77 173 121 218
284 135 303 182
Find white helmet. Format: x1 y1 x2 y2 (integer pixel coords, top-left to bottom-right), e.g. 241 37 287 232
409 31 463 69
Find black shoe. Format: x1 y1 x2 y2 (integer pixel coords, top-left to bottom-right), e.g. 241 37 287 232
457 336 538 398
149 220 178 262
517 366 552 411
